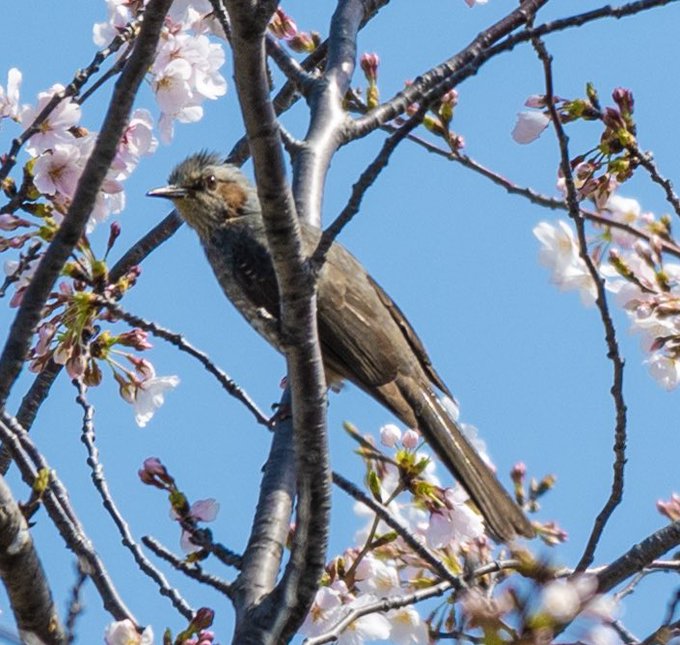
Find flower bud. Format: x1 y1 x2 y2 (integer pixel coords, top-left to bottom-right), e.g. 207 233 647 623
402 428 419 450
118 328 152 351
360 52 380 83
0 213 30 231
269 8 297 39
612 87 634 116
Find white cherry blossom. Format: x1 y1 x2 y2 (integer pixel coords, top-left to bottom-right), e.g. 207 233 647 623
104 619 153 645
131 367 180 427
0 68 22 120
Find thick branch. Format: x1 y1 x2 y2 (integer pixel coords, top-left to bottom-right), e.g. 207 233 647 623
0 474 64 644
225 2 331 642
0 413 135 622
292 0 390 225
597 520 680 593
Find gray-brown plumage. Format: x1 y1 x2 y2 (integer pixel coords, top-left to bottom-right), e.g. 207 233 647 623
148 151 534 542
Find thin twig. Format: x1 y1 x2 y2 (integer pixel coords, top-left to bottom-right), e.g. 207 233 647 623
74 382 194 620
64 564 88 644
628 145 680 218
142 536 233 598
332 471 461 587
0 412 135 621
532 34 628 573
95 297 271 427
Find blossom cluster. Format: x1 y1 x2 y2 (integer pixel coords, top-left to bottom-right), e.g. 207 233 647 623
0 1 230 427
534 198 680 390
298 417 611 644
516 86 680 390
94 0 227 143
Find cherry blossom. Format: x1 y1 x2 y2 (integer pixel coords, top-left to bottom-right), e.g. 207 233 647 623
151 32 226 142
104 619 153 645
645 353 680 391
354 554 400 595
512 110 550 143
21 84 81 155
130 366 180 427
114 108 158 176
0 68 22 120
379 423 401 447
92 0 145 47
177 498 220 552
32 143 82 198
657 492 680 521
424 486 485 548
387 605 429 645
533 220 597 305
603 194 645 247
401 428 419 450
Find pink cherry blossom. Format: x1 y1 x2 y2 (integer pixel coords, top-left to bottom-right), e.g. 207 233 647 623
424 487 485 548
22 84 81 155
512 110 550 144
401 429 419 450
33 143 82 197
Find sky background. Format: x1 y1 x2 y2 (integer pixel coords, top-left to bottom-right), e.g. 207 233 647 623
1 0 680 642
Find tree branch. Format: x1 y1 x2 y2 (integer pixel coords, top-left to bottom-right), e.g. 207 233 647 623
0 473 64 644
74 382 194 620
224 2 331 641
596 520 680 593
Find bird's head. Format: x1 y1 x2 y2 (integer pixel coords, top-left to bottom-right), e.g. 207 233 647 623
147 151 260 240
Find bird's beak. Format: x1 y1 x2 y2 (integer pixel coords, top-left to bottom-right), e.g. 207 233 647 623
146 185 188 200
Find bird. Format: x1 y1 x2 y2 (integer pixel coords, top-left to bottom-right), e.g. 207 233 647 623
148 151 534 542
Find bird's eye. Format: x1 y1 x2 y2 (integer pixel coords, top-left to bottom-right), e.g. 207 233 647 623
205 174 218 191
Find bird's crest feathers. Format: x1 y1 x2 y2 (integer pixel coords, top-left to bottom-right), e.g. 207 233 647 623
169 150 224 186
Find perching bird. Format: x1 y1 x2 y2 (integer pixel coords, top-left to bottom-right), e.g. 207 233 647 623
148 151 534 542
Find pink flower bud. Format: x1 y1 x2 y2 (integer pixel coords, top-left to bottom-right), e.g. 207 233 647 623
402 429 420 450
269 8 297 39
612 87 634 116
360 52 380 82
379 423 401 448
118 328 152 351
192 607 215 630
287 31 318 53
0 213 30 231
510 462 526 484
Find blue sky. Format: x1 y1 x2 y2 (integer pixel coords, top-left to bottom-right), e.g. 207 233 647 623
1 0 680 642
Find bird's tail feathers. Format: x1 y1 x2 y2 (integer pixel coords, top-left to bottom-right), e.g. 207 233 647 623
395 375 534 542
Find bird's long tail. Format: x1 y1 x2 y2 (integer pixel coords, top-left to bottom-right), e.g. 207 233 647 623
395 375 534 542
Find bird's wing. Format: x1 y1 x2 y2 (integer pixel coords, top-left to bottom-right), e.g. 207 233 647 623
364 273 453 398
317 239 452 397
